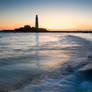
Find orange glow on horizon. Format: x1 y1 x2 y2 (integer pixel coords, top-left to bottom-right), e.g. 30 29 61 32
0 17 92 31
1 10 92 31
1 24 92 31
0 0 92 31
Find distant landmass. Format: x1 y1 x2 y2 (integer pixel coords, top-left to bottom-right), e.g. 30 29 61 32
0 25 92 33
0 25 49 33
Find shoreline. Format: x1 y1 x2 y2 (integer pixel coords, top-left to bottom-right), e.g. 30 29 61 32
0 31 92 33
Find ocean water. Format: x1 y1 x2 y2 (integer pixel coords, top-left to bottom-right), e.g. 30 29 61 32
0 33 92 92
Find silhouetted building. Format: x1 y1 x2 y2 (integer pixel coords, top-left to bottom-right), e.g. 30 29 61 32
1 14 49 32
35 15 39 28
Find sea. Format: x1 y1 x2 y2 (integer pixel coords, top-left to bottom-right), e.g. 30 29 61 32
0 33 92 92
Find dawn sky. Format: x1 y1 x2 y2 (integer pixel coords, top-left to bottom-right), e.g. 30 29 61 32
0 0 92 31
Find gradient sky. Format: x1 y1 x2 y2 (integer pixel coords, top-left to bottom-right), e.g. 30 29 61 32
0 0 92 31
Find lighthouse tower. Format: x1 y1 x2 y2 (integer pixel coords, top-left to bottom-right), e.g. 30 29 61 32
35 15 39 29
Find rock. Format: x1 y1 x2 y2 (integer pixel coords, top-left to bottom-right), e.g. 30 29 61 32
88 56 92 58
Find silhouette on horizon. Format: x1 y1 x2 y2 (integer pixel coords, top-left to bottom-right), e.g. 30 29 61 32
35 15 39 29
0 15 92 33
1 15 48 33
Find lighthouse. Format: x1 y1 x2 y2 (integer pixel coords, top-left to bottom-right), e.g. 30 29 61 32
35 15 39 29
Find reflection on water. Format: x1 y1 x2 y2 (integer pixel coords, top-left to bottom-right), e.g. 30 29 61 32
0 33 92 92
35 33 40 68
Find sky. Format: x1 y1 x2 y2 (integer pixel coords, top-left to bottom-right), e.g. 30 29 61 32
0 0 92 31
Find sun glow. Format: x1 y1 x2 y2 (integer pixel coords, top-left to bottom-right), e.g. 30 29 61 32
41 23 76 31
0 9 92 31
0 0 92 31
